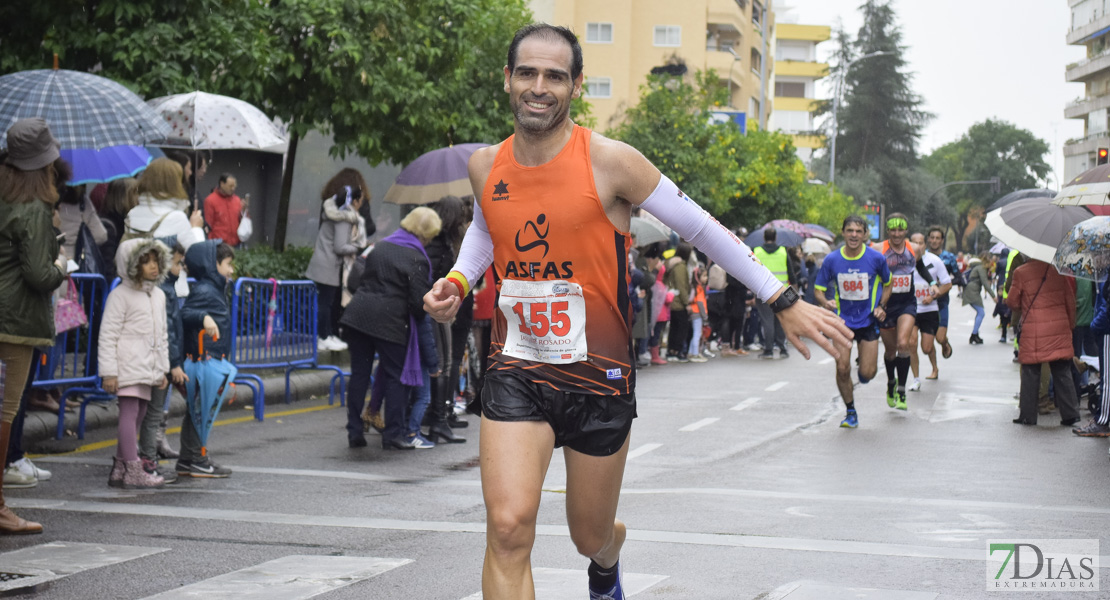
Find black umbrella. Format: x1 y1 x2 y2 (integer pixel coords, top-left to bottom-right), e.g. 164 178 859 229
986 189 1055 213
744 226 805 248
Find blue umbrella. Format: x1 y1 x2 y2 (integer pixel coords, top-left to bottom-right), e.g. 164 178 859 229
60 145 152 185
183 332 238 452
0 68 169 150
744 226 805 248
383 143 489 204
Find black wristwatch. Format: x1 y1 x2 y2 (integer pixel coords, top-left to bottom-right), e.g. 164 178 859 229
769 287 800 313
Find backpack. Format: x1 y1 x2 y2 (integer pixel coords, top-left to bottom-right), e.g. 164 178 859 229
120 210 173 243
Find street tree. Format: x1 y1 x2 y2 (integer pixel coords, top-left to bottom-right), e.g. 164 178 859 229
922 119 1051 249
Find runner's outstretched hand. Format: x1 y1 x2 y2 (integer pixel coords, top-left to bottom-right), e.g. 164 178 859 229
776 299 853 360
424 278 462 323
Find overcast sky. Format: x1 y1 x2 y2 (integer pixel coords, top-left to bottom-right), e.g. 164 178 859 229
780 0 1086 188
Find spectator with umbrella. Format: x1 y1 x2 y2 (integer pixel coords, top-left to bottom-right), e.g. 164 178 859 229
125 158 205 250
0 118 70 534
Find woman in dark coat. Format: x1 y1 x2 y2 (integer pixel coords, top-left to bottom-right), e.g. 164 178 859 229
423 196 469 442
0 118 69 534
341 207 441 449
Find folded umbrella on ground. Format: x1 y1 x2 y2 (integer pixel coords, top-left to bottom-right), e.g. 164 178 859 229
183 332 238 457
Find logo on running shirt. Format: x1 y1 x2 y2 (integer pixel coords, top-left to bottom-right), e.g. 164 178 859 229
606 368 622 380
492 179 510 201
514 213 550 257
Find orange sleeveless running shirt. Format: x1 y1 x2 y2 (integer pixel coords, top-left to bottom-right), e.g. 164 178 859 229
481 125 634 395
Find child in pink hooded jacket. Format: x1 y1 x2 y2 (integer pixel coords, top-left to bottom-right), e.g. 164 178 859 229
98 238 171 489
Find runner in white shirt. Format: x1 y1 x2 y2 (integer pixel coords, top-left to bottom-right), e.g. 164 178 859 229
907 233 952 388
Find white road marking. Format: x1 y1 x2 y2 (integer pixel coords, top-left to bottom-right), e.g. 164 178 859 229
626 443 663 460
12 500 1110 568
679 417 719 432
784 506 816 518
142 555 410 600
0 542 168 594
765 381 788 392
819 357 835 365
460 567 668 599
763 581 938 600
730 397 760 411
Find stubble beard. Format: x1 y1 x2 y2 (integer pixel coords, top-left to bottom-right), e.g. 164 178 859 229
513 97 570 136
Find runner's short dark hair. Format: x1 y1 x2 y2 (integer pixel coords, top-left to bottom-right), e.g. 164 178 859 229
508 24 583 81
842 215 868 231
927 225 945 239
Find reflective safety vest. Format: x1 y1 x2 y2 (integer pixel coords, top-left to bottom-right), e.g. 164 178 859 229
1002 251 1018 300
753 246 789 284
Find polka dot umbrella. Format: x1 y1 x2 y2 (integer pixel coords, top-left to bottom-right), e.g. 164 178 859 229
146 91 287 153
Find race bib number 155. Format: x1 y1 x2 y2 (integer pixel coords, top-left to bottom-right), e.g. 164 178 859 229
498 279 587 364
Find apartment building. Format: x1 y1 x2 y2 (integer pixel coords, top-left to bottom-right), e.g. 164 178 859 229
528 0 774 132
1065 0 1110 179
768 17 830 165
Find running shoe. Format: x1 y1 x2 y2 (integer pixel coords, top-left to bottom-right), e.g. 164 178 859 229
907 378 921 392
175 458 232 478
1073 420 1110 437
840 410 858 428
886 380 897 408
588 561 625 600
759 351 774 360
895 391 907 411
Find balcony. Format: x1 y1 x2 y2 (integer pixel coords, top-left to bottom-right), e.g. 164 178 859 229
775 60 829 79
1067 12 1110 45
776 23 831 43
774 96 819 112
1065 47 1110 82
1063 131 1110 156
707 0 745 34
1065 93 1110 118
790 133 826 149
707 49 743 85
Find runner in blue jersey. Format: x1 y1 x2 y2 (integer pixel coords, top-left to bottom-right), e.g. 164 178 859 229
877 213 916 411
815 216 891 428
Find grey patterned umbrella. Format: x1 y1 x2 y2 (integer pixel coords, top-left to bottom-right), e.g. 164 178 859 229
0 69 169 150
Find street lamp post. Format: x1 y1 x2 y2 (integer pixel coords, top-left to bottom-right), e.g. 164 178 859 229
726 47 741 109
829 51 890 193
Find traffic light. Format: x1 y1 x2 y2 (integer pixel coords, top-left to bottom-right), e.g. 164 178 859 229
1098 147 1109 165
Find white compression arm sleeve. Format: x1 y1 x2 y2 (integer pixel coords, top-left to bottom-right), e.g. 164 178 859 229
639 174 784 302
448 198 495 291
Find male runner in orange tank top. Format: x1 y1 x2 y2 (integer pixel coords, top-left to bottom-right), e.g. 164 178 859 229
423 24 853 600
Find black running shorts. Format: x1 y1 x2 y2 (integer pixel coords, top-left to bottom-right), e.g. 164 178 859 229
851 321 881 343
915 311 940 336
879 297 916 329
481 368 636 457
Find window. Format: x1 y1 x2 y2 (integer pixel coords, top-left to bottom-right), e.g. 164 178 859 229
586 77 612 99
775 82 806 98
586 22 613 43
654 25 681 47
775 110 812 133
776 42 810 61
752 1 763 27
750 48 762 74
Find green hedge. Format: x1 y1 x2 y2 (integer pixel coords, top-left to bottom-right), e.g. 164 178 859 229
234 245 314 280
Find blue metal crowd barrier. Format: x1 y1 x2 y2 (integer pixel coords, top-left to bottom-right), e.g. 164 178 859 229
229 278 347 417
32 273 113 439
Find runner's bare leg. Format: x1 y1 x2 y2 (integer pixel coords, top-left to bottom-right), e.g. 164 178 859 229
564 433 631 570
481 417 556 599
835 342 856 405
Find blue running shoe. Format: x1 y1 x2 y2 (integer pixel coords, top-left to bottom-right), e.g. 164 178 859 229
589 561 625 600
840 410 858 428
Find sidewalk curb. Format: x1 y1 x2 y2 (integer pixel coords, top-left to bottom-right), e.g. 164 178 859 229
24 361 350 452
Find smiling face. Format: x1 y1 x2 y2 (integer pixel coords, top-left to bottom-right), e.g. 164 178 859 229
504 36 582 136
927 229 944 253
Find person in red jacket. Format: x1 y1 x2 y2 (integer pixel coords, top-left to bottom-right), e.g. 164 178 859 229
204 174 242 246
1007 258 1079 426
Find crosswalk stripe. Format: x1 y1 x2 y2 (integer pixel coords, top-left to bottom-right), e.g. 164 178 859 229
459 567 668 599
765 381 788 392
626 443 662 460
678 417 719 432
141 555 410 600
0 542 168 594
